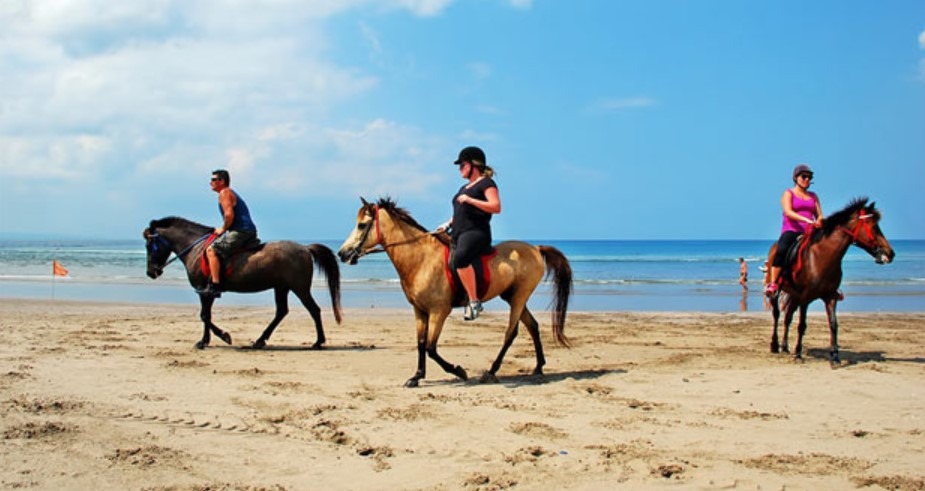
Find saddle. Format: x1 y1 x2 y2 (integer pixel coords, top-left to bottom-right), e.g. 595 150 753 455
444 245 497 307
200 234 264 279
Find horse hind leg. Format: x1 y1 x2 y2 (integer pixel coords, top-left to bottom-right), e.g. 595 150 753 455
253 288 290 349
520 307 546 377
781 300 797 354
480 295 528 384
294 287 326 349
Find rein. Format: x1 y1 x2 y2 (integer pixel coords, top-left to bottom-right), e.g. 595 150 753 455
158 233 212 267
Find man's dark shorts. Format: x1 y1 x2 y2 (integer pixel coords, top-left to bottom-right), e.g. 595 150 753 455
211 230 258 260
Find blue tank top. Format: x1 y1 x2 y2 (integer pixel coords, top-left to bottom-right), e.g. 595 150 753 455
220 190 257 232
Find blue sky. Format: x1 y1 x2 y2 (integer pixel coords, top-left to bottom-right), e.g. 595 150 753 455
1 0 923 241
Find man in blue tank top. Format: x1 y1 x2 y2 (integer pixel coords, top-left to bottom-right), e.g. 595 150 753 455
202 169 258 297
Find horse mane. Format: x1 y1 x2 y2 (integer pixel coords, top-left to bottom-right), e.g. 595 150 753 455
811 197 876 242
375 197 431 234
148 216 212 233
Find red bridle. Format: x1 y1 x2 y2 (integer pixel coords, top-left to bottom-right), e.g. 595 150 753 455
840 213 878 250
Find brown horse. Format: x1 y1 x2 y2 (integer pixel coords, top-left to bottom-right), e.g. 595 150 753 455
144 217 342 350
765 198 894 364
337 197 573 387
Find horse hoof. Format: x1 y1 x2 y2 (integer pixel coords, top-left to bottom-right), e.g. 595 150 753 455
770 344 779 354
479 372 500 384
454 365 469 381
220 333 232 345
404 378 420 388
194 341 208 350
252 339 266 349
310 342 325 350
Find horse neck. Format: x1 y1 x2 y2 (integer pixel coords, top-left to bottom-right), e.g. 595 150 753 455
806 227 853 272
162 222 211 268
379 214 441 274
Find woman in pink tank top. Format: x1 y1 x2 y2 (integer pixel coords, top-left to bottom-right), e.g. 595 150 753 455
766 164 824 296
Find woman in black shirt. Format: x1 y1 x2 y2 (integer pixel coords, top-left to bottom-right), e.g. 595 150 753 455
440 146 501 320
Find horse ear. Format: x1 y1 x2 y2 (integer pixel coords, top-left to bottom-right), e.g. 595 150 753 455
360 196 369 207
868 201 876 210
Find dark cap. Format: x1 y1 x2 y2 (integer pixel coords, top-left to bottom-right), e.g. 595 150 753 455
454 146 486 166
792 164 813 180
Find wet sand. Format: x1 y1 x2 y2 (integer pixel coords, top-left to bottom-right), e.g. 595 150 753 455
1 299 923 490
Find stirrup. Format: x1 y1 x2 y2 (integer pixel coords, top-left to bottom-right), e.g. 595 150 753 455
464 300 483 321
198 282 223 298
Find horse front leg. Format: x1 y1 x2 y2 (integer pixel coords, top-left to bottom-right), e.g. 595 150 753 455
426 310 468 383
793 304 809 361
253 288 289 349
781 296 797 354
824 297 841 366
405 308 430 388
197 294 232 349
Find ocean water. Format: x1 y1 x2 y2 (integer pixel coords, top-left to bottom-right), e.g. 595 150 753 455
0 238 922 312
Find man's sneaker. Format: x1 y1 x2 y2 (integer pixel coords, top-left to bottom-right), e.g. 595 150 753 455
464 300 483 321
198 283 222 298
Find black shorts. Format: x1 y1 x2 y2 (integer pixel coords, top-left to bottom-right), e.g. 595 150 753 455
773 231 800 267
452 230 491 268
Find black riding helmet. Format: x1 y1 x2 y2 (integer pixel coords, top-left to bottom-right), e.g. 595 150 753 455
453 146 486 168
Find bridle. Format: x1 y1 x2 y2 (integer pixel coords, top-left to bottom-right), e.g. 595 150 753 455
347 205 434 259
839 212 884 260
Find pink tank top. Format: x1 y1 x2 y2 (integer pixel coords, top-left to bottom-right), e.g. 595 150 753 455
781 190 817 233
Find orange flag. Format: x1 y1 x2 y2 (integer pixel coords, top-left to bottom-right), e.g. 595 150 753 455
53 260 69 277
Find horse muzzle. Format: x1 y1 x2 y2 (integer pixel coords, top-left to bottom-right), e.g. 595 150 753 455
875 248 895 265
147 266 163 279
337 248 360 265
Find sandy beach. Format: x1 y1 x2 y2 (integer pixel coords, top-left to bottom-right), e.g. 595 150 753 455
1 299 923 490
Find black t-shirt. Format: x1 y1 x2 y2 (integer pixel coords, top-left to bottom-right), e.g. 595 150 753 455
452 177 497 239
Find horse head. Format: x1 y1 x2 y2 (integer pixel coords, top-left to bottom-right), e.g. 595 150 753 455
143 225 172 279
337 197 380 265
843 201 895 265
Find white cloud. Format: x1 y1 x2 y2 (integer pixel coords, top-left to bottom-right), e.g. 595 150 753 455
212 118 449 200
919 29 925 49
0 0 470 236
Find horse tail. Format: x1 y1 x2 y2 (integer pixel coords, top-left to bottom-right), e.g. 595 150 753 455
309 243 343 324
538 245 573 348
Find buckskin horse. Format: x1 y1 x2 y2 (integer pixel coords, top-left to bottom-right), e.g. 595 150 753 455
337 197 573 387
765 198 894 365
144 217 342 349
